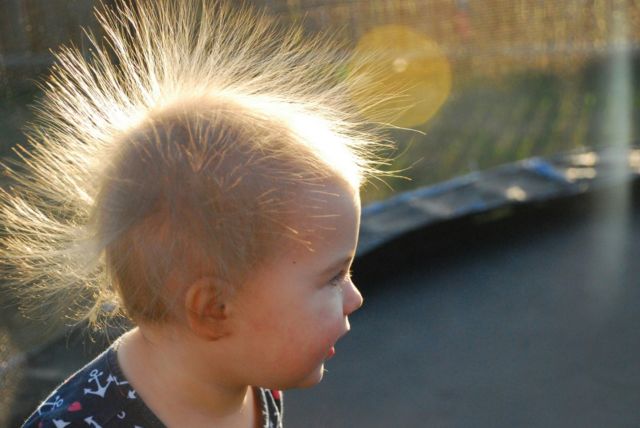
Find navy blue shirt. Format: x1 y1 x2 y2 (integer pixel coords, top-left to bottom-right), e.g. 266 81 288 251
22 344 284 428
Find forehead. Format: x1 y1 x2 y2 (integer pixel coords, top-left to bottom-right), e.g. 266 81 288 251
286 178 361 259
236 178 360 294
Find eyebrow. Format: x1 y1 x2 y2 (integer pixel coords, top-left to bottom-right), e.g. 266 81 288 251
320 255 354 276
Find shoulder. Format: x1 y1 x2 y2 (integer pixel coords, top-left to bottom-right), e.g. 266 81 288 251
21 345 163 428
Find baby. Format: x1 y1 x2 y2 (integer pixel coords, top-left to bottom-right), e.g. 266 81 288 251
1 1 388 427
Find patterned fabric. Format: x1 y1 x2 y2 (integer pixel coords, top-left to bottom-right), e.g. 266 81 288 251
22 344 284 428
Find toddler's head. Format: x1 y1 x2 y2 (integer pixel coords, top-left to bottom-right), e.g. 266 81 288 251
96 98 344 314
96 96 365 387
1 0 387 389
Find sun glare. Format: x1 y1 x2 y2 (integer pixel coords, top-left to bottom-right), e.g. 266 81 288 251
347 24 452 128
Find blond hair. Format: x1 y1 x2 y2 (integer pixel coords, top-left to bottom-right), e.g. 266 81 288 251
0 0 388 328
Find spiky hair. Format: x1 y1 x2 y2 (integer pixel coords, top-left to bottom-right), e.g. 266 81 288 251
0 0 388 328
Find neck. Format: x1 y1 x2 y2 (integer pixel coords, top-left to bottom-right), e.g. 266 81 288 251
117 327 257 427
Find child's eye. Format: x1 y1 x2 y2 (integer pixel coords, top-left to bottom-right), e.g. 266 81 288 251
329 269 351 286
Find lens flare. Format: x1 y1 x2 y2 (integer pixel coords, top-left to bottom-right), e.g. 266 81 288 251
586 4 632 319
347 25 451 128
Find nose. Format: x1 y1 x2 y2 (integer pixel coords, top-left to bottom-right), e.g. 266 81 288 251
343 279 364 316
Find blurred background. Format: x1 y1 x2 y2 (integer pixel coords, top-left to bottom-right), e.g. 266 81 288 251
1 1 639 427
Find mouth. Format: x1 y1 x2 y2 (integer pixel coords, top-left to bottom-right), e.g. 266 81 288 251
326 327 349 361
326 345 336 360
327 326 350 360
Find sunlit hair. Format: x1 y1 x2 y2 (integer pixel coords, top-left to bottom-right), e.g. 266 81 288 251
0 0 388 328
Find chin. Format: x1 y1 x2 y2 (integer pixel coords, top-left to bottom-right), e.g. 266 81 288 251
295 363 326 389
266 360 328 390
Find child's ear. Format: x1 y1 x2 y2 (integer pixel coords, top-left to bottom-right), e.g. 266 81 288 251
184 276 230 341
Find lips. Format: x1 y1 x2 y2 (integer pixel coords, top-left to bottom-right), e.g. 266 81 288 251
326 345 336 359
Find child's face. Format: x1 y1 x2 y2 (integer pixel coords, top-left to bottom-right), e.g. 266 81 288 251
226 178 363 389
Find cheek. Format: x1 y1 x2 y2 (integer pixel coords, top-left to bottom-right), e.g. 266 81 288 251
285 291 344 344
242 291 303 343
243 286 345 355
318 287 347 322
244 304 284 338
